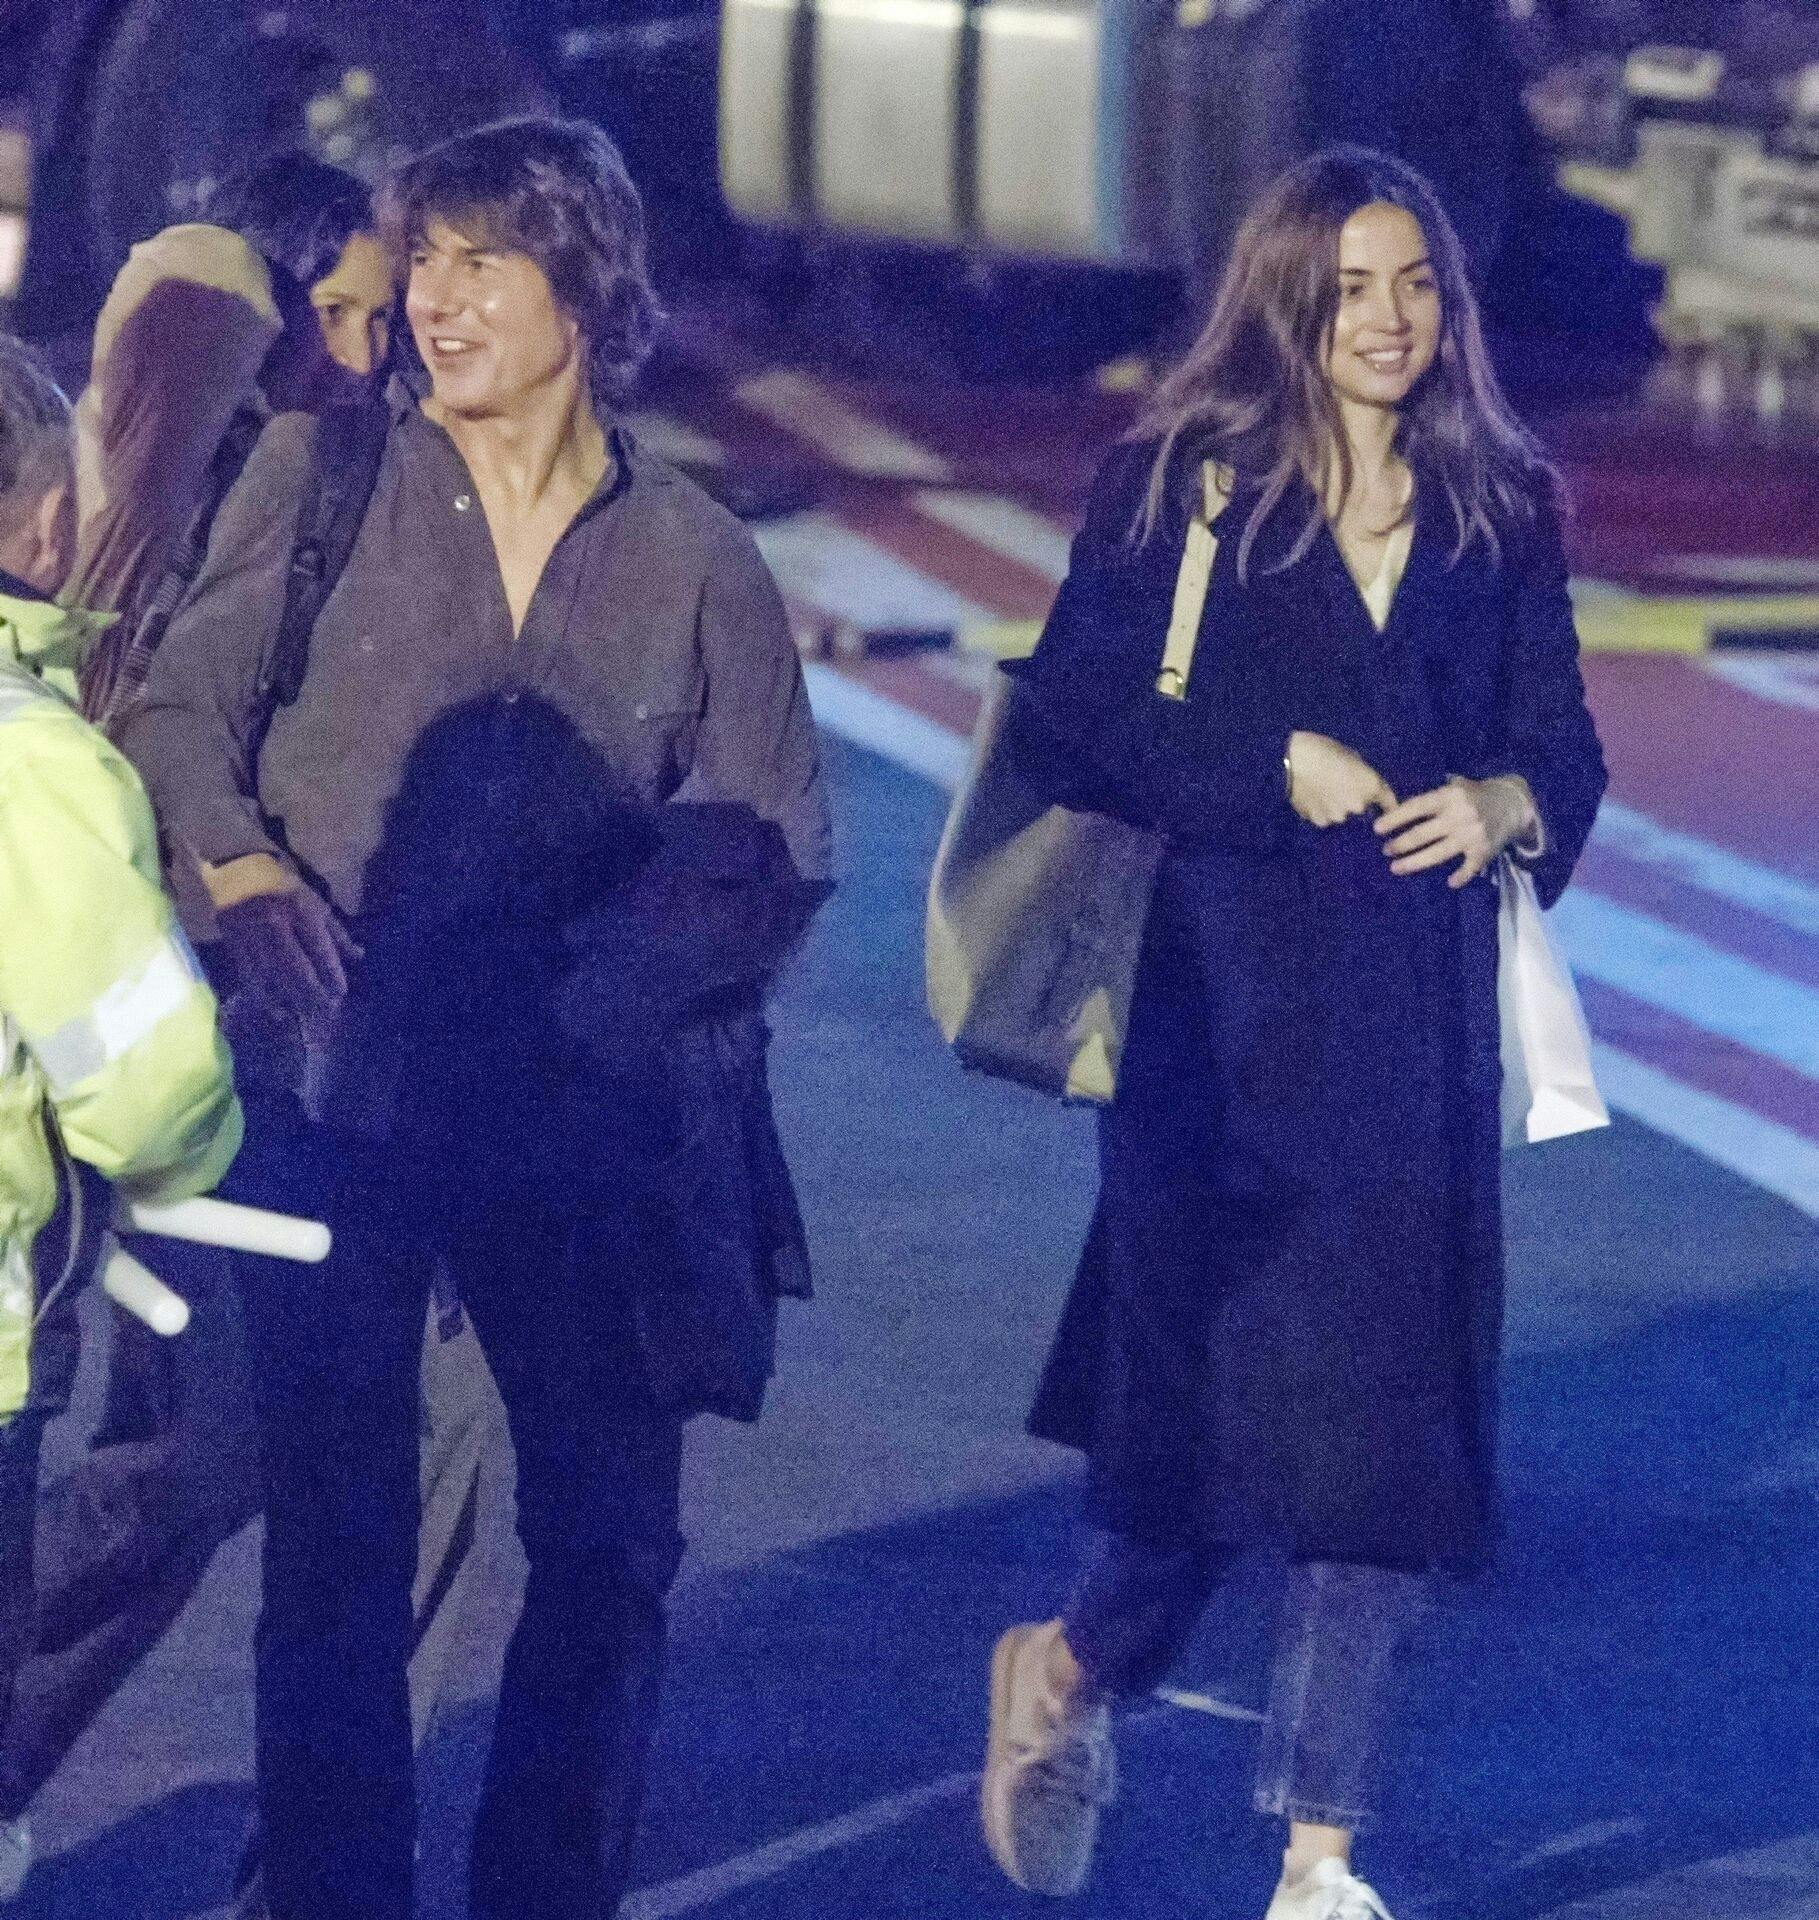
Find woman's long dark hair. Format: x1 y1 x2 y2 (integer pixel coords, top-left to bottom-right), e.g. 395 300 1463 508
1135 146 1556 575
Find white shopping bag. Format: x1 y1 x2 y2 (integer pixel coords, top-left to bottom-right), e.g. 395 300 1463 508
1497 858 1610 1150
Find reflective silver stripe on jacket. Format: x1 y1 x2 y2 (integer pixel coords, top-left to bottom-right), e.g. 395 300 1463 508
29 938 202 1094
0 1238 30 1324
0 676 46 725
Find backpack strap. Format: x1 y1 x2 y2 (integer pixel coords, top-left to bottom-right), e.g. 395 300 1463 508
94 407 265 725
260 396 391 714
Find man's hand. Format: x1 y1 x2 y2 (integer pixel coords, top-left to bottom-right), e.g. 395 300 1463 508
1374 775 1538 888
1285 730 1397 827
217 884 360 1028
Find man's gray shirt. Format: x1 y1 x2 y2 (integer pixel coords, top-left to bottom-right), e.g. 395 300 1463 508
122 390 832 918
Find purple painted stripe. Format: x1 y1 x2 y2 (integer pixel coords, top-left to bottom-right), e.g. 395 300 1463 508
1575 846 1819 994
1578 977 1819 1144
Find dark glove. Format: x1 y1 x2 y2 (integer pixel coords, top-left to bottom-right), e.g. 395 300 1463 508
216 884 361 1030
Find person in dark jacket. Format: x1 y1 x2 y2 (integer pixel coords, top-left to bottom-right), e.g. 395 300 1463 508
977 148 1605 1920
120 117 830 1920
72 152 390 723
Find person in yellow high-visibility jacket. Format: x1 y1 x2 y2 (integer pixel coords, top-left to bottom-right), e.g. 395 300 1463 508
0 335 241 1900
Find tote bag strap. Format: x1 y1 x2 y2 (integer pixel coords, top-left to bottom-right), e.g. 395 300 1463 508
1155 461 1235 701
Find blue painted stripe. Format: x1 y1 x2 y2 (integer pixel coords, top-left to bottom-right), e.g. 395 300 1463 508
1552 890 1819 1082
755 515 996 634
1704 653 1819 716
804 663 972 792
1591 1045 1819 1221
1591 801 1819 940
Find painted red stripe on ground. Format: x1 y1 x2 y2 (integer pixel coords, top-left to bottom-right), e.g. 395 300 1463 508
643 381 1070 622
801 377 1819 589
640 381 1057 628
662 366 1108 531
650 380 824 476
1575 844 1819 993
814 376 1124 509
1583 657 1819 887
1559 452 1819 570
1578 976 1819 1142
833 492 1059 622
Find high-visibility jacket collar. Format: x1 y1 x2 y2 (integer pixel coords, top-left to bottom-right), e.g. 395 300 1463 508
0 584 117 707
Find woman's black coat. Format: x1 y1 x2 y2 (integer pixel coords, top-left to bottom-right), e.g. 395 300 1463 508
1016 443 1606 1573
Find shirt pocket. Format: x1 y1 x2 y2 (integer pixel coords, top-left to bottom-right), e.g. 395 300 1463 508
622 660 707 794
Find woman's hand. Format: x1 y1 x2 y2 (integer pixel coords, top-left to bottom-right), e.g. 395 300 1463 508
1374 775 1538 888
1285 730 1397 827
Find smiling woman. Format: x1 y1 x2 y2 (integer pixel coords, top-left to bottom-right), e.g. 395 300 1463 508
972 146 1607 1920
1134 145 1547 583
1326 207 1439 415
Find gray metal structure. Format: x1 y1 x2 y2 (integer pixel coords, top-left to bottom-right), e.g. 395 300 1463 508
720 0 1174 266
719 0 1819 405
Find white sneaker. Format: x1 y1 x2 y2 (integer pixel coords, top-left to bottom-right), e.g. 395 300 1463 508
980 1620 1116 1897
0 1814 31 1901
1264 1855 1395 1920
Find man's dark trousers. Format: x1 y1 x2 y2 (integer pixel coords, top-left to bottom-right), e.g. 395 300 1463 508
238 1104 685 1920
1 1150 494 1837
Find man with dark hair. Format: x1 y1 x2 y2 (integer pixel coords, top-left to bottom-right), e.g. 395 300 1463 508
378 111 662 406
124 116 830 1920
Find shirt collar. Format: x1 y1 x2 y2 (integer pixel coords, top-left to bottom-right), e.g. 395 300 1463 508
388 374 657 511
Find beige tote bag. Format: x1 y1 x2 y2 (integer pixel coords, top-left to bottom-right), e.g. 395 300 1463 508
926 464 1230 1102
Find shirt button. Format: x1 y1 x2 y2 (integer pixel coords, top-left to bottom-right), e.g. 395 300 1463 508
454 493 473 512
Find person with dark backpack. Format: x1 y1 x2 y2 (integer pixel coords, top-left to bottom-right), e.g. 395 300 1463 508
73 151 394 725
5 159 502 1920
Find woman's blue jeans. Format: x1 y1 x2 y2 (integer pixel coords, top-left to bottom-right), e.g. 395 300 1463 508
1063 1532 1430 1832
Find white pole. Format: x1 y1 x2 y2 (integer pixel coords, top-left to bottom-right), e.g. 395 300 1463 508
100 1243 190 1336
117 1195 332 1263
